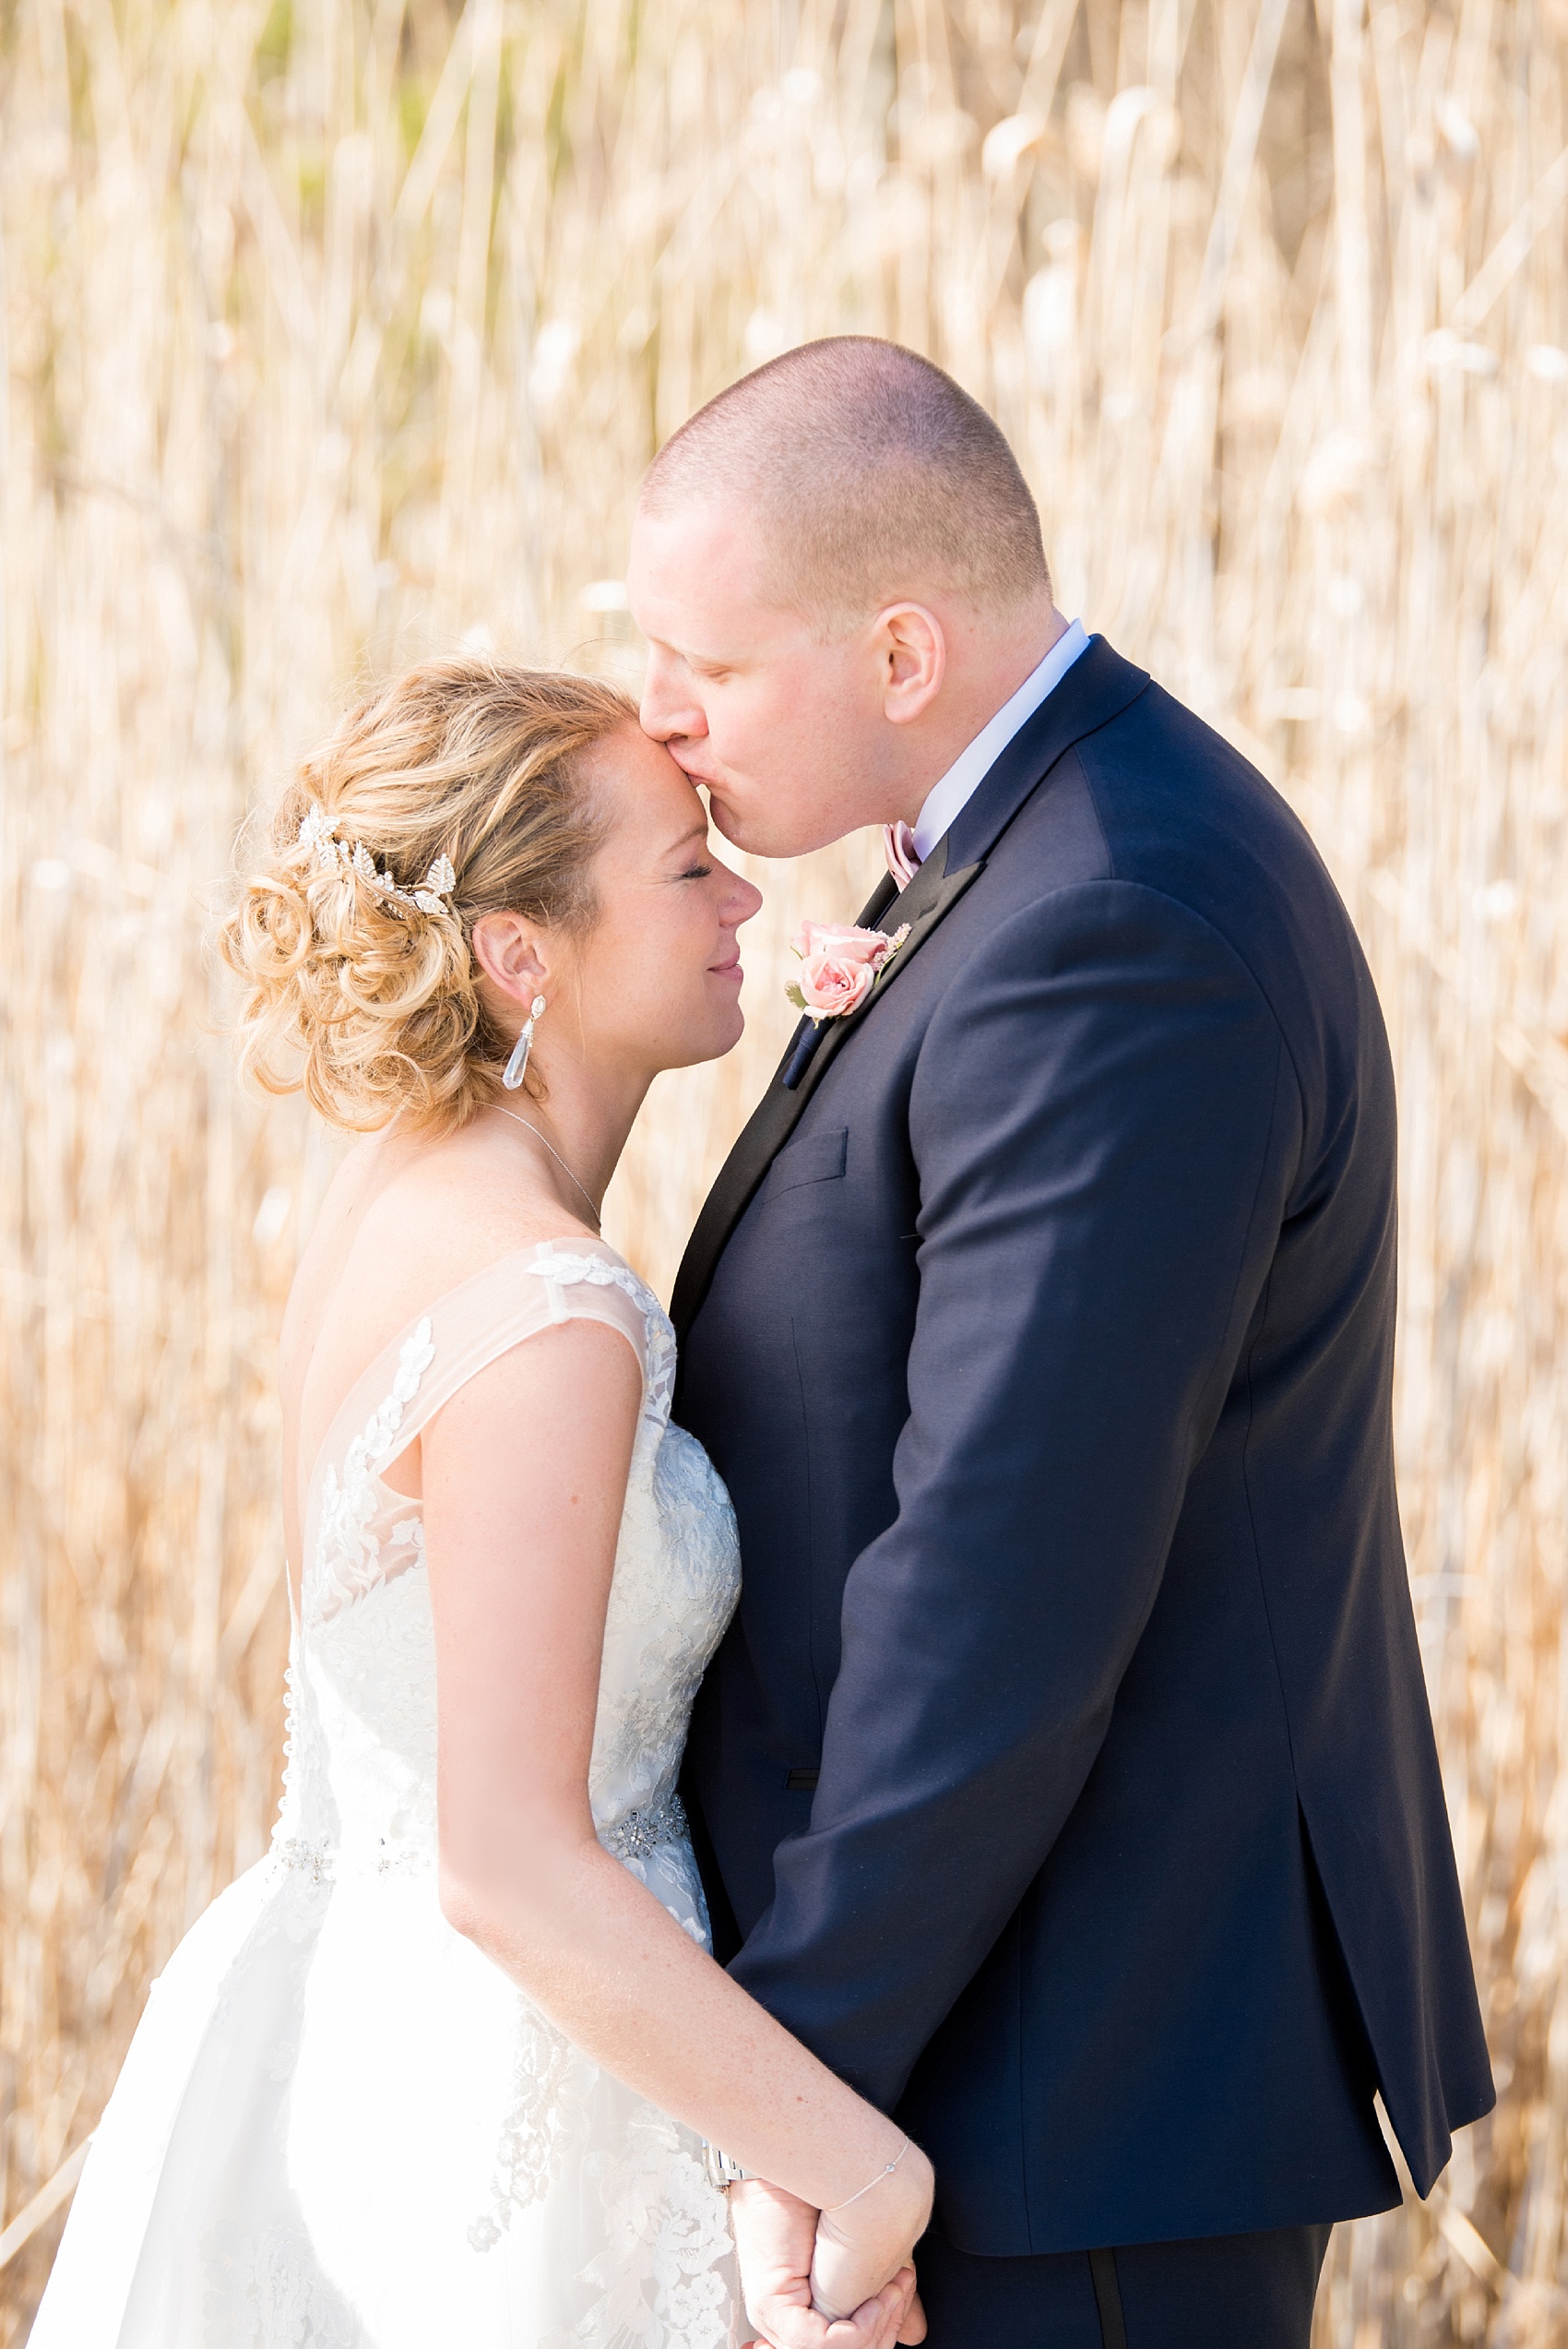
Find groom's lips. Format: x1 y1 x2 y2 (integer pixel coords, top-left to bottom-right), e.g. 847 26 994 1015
709 953 742 984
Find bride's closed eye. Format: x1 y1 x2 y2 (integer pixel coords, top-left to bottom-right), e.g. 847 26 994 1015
667 838 716 881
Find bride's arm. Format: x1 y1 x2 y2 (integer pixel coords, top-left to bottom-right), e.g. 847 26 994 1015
422 1318 932 2336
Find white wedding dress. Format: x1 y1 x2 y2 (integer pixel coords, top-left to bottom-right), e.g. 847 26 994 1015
33 1240 743 2348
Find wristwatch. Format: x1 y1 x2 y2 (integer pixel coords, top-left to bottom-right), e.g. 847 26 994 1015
702 2141 759 2191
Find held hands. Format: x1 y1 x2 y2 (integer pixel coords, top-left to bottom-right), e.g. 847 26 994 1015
809 2137 932 2329
731 2156 932 2349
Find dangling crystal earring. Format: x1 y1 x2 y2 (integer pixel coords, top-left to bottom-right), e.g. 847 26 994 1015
503 996 547 1091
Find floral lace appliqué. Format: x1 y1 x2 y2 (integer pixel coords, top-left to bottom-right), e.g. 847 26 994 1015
532 1253 676 1425
553 2107 737 2349
305 1318 434 1629
468 1999 591 2250
204 2220 364 2347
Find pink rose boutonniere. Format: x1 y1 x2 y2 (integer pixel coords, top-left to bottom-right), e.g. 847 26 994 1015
786 920 912 1023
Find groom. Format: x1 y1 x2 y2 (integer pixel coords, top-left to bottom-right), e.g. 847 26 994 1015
626 340 1493 2348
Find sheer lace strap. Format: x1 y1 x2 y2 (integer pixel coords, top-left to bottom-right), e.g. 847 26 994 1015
386 1245 657 1469
303 1240 667 1510
527 1246 675 1427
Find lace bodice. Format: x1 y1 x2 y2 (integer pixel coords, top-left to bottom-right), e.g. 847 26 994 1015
273 1240 741 1886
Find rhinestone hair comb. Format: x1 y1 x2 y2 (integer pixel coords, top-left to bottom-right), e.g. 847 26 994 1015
298 805 457 917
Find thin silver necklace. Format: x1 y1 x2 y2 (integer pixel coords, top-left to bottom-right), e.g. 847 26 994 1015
486 1103 602 1233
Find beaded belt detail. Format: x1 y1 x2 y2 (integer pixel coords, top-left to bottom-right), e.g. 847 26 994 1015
600 1790 688 1862
272 1801 688 1882
271 1834 430 1883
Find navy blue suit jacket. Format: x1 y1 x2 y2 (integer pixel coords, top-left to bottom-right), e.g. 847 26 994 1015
673 638 1492 2254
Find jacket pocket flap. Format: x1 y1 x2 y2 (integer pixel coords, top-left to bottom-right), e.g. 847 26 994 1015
759 1125 848 1200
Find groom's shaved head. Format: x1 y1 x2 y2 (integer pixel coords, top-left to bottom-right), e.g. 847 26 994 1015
639 338 1051 627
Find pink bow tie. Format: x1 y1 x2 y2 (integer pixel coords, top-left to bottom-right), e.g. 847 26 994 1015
884 822 921 888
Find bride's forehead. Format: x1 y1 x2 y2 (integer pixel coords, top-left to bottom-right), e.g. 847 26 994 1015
589 735 707 836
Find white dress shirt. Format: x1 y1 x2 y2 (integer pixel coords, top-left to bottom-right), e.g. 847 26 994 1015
910 618 1090 863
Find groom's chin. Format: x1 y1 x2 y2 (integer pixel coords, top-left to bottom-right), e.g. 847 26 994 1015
705 796 768 856
708 794 847 862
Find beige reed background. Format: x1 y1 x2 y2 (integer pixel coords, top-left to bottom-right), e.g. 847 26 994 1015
1 0 1565 2337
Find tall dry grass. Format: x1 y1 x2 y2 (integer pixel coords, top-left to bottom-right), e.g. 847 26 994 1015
1 0 1564 2337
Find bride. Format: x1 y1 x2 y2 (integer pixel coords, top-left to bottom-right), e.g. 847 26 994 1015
31 659 932 2349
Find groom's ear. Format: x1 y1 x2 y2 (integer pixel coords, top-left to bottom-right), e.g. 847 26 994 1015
469 912 551 1006
876 603 946 727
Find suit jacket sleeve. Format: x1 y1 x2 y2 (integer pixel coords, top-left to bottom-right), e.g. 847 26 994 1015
727 876 1304 2109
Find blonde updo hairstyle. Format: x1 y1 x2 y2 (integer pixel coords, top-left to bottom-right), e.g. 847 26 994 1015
220 658 636 1134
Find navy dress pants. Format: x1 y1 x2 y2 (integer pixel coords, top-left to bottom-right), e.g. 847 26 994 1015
914 2222 1333 2348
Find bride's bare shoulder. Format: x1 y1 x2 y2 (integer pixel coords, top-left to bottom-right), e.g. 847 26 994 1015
284 1117 596 1380
346 1119 591 1285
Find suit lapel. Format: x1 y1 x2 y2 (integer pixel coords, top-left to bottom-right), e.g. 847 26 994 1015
784 843 983 1099
856 871 900 931
669 842 980 1340
668 637 1151 1343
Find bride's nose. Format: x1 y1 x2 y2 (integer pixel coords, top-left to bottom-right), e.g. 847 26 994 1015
723 873 764 927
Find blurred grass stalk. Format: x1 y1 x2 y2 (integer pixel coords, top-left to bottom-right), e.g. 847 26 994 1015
1 0 1564 2338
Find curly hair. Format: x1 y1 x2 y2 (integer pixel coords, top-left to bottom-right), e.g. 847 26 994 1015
219 658 635 1135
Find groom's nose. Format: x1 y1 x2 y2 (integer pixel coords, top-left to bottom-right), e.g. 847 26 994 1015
639 650 707 746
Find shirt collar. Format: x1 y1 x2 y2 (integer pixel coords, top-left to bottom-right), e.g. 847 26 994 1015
910 618 1090 863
